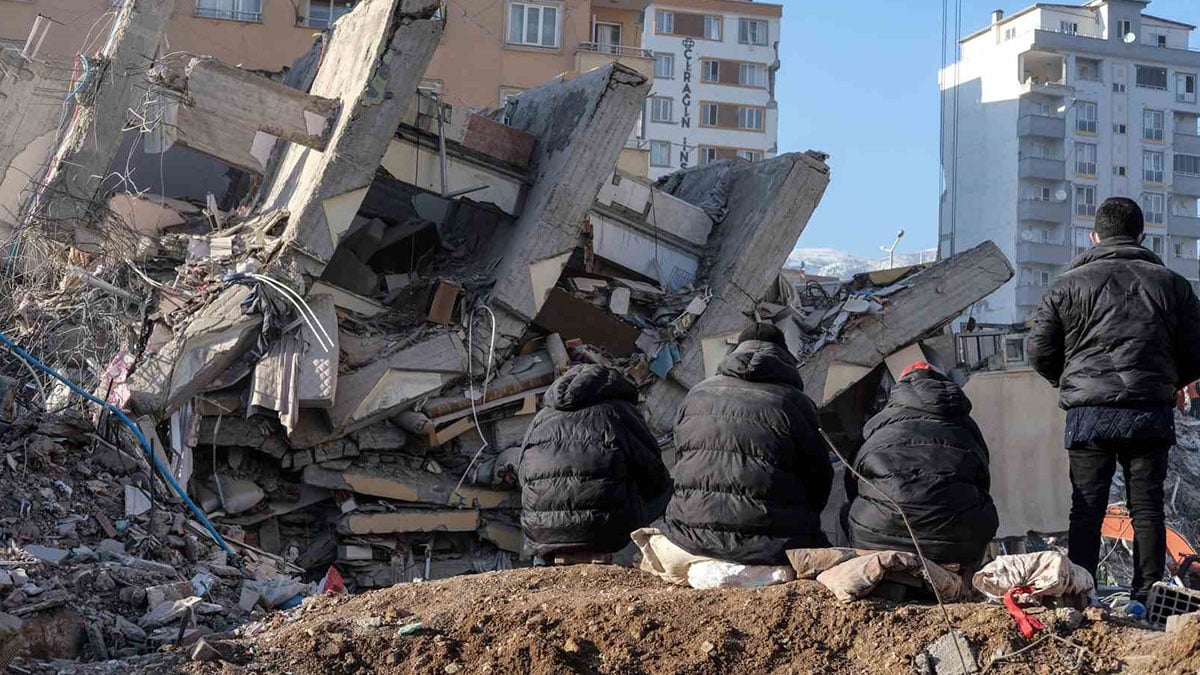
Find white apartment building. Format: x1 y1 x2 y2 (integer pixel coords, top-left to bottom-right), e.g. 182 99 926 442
940 0 1200 325
638 0 782 179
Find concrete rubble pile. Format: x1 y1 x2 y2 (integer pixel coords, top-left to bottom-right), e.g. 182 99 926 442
0 0 1025 668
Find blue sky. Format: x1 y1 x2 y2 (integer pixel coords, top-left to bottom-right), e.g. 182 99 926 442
777 0 1200 259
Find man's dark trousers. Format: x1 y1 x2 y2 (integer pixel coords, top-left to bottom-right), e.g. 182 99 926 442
1068 438 1170 601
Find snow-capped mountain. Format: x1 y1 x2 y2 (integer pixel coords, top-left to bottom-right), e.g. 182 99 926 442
785 247 938 280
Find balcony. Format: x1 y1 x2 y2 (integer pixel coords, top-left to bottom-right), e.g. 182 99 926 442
1019 156 1066 181
1018 115 1066 138
1176 131 1200 156
1171 212 1200 239
1168 255 1200 279
1020 80 1073 98
575 43 654 79
1175 173 1200 197
1017 285 1051 307
1017 241 1071 266
195 7 263 22
1018 198 1070 223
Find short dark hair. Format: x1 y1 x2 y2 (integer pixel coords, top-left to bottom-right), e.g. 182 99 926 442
1094 197 1144 239
737 322 789 351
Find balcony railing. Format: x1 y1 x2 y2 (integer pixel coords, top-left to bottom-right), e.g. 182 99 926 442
1018 156 1066 181
1176 173 1200 197
1017 241 1071 266
577 42 653 59
194 7 263 22
1018 198 1070 223
1176 131 1200 156
1170 212 1200 239
1018 114 1066 137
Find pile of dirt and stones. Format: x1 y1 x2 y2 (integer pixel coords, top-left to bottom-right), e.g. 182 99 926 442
20 564 1197 675
0 409 302 668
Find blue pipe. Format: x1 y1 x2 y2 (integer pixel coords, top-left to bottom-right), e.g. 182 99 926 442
0 331 234 555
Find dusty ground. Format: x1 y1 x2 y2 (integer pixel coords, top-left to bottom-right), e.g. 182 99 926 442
34 564 1190 675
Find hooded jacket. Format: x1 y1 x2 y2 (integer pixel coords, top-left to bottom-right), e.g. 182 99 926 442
1027 236 1200 410
662 340 832 564
848 369 998 565
518 365 671 558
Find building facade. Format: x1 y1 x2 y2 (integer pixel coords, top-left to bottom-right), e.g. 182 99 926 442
638 0 781 179
941 0 1200 325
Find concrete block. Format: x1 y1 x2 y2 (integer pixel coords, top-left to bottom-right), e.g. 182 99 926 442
302 464 519 509
337 509 481 535
459 114 535 167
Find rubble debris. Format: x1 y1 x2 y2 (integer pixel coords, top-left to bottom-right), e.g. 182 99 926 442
923 630 978 675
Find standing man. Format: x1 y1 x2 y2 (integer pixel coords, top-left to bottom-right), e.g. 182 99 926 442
1028 197 1200 601
661 323 832 564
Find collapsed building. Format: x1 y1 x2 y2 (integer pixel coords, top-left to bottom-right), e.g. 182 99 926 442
0 0 1039 665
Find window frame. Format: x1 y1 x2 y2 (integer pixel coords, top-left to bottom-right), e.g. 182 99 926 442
736 149 762 162
197 0 264 23
499 88 524 107
1175 153 1200 177
1075 142 1097 176
698 147 718 165
653 52 675 79
1144 150 1166 183
1136 65 1169 90
506 0 561 49
738 18 768 46
649 96 674 124
1143 109 1165 141
737 106 765 131
649 140 671 167
304 0 357 28
1076 101 1098 134
1178 73 1198 104
655 10 674 34
700 102 719 127
1059 20 1078 35
737 62 768 88
1141 191 1166 224
1075 185 1097 217
703 15 721 40
701 59 720 83
1075 58 1101 82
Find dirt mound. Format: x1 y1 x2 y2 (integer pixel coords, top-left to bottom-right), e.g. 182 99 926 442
1151 620 1200 674
125 565 1166 675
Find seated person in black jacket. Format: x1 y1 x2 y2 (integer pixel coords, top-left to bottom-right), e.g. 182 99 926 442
518 364 671 563
662 323 832 565
848 362 998 568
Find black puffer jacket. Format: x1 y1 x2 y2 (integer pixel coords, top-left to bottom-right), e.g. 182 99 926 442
662 340 832 564
848 369 998 565
518 365 670 558
1028 237 1200 409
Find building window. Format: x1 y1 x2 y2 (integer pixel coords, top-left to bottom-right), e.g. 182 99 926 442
738 18 768 45
305 0 356 28
1076 185 1097 217
704 16 721 40
702 60 719 82
1075 143 1097 176
197 0 263 22
507 1 560 48
1146 234 1164 255
1075 101 1097 134
499 88 524 107
1113 82 1127 93
1143 109 1165 141
1156 34 1168 48
701 102 718 126
738 63 768 88
1004 27 1017 41
1114 123 1127 134
1178 73 1197 104
736 149 761 162
1032 186 1053 201
1114 165 1127 176
1175 154 1200 176
1059 21 1078 35
1144 151 1165 183
650 141 671 167
738 106 764 131
1076 58 1101 82
1136 65 1168 90
654 53 674 79
1117 20 1132 38
699 147 717 165
1141 192 1166 224
649 96 673 123
655 10 673 34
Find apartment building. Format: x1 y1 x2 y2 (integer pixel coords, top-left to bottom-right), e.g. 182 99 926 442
639 0 781 179
941 0 1200 325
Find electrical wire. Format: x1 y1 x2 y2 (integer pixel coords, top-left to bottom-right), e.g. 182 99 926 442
448 305 498 505
0 329 234 555
818 428 970 674
244 273 335 351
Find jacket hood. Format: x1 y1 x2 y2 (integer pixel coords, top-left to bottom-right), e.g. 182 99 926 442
888 369 971 416
543 364 638 411
1068 236 1164 271
715 340 803 389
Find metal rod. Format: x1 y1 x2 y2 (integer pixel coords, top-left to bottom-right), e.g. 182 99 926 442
434 93 449 196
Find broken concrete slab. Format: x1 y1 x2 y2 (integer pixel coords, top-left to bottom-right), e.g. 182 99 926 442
140 596 202 629
800 241 1013 406
534 289 639 356
255 0 444 275
25 0 178 248
0 52 61 235
302 465 519 509
480 64 650 362
459 114 536 168
643 153 832 430
337 509 481 535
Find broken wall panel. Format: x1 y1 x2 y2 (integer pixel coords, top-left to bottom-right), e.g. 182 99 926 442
302 465 520 509
0 52 59 235
482 64 650 361
338 509 481 535
643 153 832 430
800 241 1014 406
255 0 444 275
